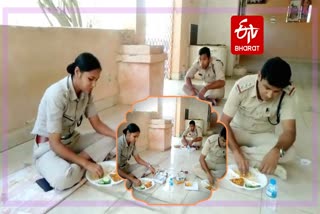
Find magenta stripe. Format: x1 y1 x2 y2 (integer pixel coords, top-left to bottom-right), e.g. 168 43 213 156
1 6 318 207
311 8 319 205
5 7 289 14
1 199 316 207
1 7 9 203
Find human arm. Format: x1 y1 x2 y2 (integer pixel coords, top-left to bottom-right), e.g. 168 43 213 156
260 94 297 174
185 62 200 95
220 113 249 176
89 115 116 139
198 61 225 98
199 154 216 185
117 167 142 186
49 133 103 178
259 119 296 174
133 154 156 174
192 136 203 142
220 83 249 175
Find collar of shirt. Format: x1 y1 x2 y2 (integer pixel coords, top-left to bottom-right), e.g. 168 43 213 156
197 61 213 71
122 134 130 148
67 75 86 101
249 75 259 98
249 75 277 104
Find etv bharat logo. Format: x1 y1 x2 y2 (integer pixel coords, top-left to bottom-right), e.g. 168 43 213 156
231 16 264 55
235 18 259 44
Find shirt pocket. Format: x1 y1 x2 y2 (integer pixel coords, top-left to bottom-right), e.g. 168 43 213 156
204 67 216 82
260 104 277 118
197 70 206 81
214 148 226 159
62 113 75 127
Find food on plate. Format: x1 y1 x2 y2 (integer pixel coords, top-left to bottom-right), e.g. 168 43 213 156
139 185 145 190
205 185 213 190
98 176 111 185
234 170 254 179
144 181 152 188
185 181 193 187
91 174 101 180
110 173 122 182
174 179 185 185
230 177 245 186
244 183 261 188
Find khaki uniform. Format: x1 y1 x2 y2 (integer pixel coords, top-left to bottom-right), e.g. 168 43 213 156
117 134 148 178
193 134 226 179
32 75 115 191
181 126 203 147
223 74 296 163
183 59 225 99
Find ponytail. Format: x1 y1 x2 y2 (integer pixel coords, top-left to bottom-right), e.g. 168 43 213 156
66 62 76 75
123 123 140 135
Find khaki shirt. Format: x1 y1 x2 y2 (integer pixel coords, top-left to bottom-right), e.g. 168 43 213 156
223 74 296 133
186 59 225 83
201 134 226 164
31 75 97 138
182 126 202 140
117 134 138 169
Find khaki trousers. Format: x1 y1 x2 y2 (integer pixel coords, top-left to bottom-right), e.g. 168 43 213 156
182 83 225 99
33 131 115 191
231 127 296 165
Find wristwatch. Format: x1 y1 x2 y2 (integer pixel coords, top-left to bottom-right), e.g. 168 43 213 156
279 148 285 158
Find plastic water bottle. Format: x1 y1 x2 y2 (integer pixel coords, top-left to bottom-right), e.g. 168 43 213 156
169 177 174 192
262 178 278 213
187 145 190 153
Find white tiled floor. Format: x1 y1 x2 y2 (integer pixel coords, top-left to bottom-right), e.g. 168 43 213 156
1 62 319 213
131 137 213 205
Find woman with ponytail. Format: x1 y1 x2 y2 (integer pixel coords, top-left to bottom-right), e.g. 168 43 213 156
32 52 116 191
117 123 156 189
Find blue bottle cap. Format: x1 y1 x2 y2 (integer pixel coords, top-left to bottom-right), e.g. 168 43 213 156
270 178 276 185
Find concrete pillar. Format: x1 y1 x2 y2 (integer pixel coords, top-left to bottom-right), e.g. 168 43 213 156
117 45 167 105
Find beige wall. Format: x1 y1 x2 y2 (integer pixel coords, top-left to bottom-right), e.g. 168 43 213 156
175 97 189 136
0 26 135 150
171 0 203 79
118 111 159 152
242 0 319 62
175 97 210 136
187 98 210 134
198 0 239 76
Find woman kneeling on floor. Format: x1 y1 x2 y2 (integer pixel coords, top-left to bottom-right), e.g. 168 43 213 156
117 123 156 189
32 52 116 191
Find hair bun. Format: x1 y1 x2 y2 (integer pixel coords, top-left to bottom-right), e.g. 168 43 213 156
66 62 76 75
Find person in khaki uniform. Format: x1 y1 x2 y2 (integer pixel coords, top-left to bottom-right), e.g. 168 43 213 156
221 57 296 180
183 47 225 105
32 53 116 191
181 120 203 149
117 123 156 189
193 127 227 187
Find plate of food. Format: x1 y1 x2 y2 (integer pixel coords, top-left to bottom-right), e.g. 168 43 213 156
226 164 267 190
133 178 155 192
174 171 187 184
184 180 199 191
86 161 124 187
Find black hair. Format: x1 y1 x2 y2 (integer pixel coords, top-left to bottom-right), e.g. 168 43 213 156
123 123 140 135
220 127 226 139
199 47 211 58
66 52 102 76
189 120 196 126
260 57 291 88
